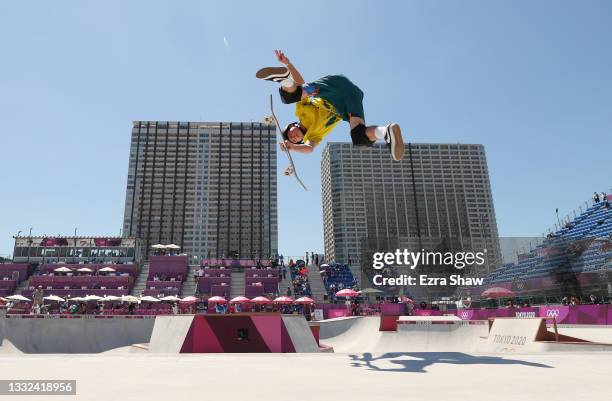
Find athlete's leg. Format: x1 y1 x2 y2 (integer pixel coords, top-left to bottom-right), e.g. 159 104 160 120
349 116 376 142
349 115 405 161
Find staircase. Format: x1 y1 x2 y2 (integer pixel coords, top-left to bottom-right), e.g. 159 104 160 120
130 263 150 296
278 266 293 297
14 264 40 295
180 264 199 297
14 277 33 295
230 269 245 299
308 266 327 304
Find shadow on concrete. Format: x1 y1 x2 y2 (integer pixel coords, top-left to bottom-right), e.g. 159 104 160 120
348 352 553 373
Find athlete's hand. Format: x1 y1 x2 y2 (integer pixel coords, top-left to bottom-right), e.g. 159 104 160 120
275 49 290 65
280 141 292 151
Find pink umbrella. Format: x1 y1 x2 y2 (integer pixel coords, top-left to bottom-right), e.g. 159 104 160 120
295 297 315 304
273 296 294 304
207 296 227 303
481 287 514 298
400 296 415 304
180 296 199 303
251 296 272 304
229 296 251 304
335 289 360 297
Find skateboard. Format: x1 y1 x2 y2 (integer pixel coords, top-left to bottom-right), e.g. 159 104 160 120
268 94 308 191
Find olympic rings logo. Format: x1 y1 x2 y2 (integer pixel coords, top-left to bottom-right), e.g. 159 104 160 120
546 309 560 317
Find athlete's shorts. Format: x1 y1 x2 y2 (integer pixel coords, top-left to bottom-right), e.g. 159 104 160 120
305 75 364 121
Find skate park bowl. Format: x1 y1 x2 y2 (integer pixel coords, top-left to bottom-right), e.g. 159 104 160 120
2 306 612 355
318 315 612 354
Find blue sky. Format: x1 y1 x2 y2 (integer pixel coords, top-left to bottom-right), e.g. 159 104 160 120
0 0 610 259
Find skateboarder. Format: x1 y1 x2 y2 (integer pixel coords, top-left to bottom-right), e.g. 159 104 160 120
257 50 405 161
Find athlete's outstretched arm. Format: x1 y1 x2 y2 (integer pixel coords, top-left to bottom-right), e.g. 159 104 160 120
280 140 316 154
275 49 305 85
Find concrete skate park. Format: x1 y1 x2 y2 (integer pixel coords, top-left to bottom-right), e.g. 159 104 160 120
3 310 612 401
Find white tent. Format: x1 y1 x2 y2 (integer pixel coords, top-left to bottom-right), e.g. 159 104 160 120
54 267 72 272
82 295 103 301
98 267 116 272
101 295 121 302
140 296 161 303
166 244 181 249
120 295 140 303
67 297 84 302
6 294 31 302
77 267 93 273
159 295 181 302
43 295 65 302
151 244 166 249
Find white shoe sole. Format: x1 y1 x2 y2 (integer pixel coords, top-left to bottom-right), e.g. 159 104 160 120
256 67 290 82
388 123 404 161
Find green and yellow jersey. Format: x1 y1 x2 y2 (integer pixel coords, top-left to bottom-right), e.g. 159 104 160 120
295 97 341 145
294 75 365 145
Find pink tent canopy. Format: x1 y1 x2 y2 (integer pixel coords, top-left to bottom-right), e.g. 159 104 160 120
481 287 514 298
251 296 272 304
208 296 227 303
229 296 250 304
335 289 360 297
273 296 294 304
295 297 315 304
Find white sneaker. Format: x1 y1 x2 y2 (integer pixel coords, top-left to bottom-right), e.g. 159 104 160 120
384 123 404 161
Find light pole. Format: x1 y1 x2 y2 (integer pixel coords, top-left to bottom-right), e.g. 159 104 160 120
14 230 22 261
26 227 33 264
73 228 78 263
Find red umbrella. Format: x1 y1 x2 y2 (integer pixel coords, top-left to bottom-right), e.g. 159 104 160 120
180 296 199 303
335 289 360 297
295 297 315 304
251 296 272 304
229 296 250 304
273 296 294 304
208 296 227 303
481 287 514 298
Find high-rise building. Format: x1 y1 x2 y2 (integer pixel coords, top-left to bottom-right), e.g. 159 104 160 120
321 142 500 286
123 121 277 260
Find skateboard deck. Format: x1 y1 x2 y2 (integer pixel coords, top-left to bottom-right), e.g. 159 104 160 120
269 94 308 191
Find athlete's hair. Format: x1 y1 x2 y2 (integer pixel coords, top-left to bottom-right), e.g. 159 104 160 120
282 122 306 144
279 86 303 104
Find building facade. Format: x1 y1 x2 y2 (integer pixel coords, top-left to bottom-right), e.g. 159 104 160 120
12 236 142 264
321 142 501 286
123 121 277 260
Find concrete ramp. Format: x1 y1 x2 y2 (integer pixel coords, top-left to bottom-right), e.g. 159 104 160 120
319 317 385 353
150 314 319 353
396 319 489 352
0 309 5 347
320 316 488 353
1 315 155 353
0 339 23 355
485 318 612 353
318 316 365 339
148 315 194 353
281 316 320 353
